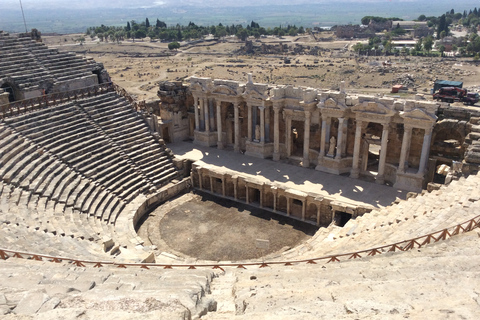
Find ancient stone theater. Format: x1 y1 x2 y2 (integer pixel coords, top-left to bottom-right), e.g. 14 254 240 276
1 30 480 319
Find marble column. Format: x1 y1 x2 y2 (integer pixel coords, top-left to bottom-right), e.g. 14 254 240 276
273 188 277 211
318 116 327 162
286 117 292 157
216 101 223 149
316 205 321 226
234 103 240 153
259 106 265 143
301 200 306 221
350 119 363 178
341 118 348 157
376 123 390 184
265 106 270 142
335 117 345 160
303 111 311 167
247 103 252 141
233 178 238 199
198 171 203 189
210 100 216 131
418 127 433 174
203 98 210 132
221 177 226 196
286 197 290 216
199 98 205 131
273 106 280 161
194 97 199 131
398 125 413 173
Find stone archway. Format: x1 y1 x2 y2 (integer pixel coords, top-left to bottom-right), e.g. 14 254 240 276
431 119 467 162
1 83 16 102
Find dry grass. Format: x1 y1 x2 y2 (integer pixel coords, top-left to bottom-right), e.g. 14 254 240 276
43 33 480 102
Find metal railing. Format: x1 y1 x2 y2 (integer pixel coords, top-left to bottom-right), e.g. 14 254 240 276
0 82 147 120
1 212 478 270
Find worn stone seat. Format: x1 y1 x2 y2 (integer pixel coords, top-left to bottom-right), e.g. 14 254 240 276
285 174 480 261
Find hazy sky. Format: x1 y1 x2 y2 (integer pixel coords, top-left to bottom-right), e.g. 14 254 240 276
3 0 480 10
7 0 469 9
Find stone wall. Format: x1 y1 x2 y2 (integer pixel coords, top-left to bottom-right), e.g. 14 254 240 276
191 164 371 227
156 75 480 192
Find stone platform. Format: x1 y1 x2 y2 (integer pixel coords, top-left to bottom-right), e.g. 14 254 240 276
170 141 406 210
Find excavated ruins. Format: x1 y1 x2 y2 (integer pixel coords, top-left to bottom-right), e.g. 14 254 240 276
1 30 480 319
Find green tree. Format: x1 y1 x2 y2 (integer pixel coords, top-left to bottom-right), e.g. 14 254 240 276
126 22 131 31
437 14 449 39
383 40 393 54
352 42 365 53
215 26 227 39
168 41 180 50
146 18 150 28
438 44 446 56
423 35 434 53
236 29 249 41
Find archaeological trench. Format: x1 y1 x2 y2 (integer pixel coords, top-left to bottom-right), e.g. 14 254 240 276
1 31 480 318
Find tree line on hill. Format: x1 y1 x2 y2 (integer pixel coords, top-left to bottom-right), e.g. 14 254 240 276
85 19 305 44
353 6 480 58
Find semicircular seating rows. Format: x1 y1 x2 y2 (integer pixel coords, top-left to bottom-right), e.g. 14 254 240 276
274 172 480 262
0 91 179 260
0 31 98 92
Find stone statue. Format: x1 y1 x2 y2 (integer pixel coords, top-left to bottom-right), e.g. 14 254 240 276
327 136 336 157
255 124 261 142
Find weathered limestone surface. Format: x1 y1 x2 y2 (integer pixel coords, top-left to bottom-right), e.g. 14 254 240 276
160 76 444 192
0 31 108 102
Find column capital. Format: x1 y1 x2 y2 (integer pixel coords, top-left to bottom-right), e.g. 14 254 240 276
321 114 331 121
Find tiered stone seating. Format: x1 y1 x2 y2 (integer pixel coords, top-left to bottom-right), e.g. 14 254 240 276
2 101 153 204
0 89 179 261
0 32 95 91
78 92 178 187
278 173 480 261
0 258 216 319
210 231 480 320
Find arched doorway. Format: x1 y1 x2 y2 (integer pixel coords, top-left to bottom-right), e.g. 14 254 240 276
1 83 16 102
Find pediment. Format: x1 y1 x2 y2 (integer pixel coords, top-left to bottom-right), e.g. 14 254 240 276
244 88 267 100
401 108 437 122
213 85 237 96
322 97 347 110
190 82 207 93
352 101 395 116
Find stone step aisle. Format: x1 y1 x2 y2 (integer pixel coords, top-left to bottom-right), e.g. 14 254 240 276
201 271 238 319
0 258 219 319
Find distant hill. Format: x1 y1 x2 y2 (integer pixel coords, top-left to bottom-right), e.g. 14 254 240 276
2 0 480 33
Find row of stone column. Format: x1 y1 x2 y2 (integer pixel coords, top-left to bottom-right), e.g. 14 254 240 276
193 96 216 132
350 119 433 183
318 115 348 162
194 95 272 150
195 169 322 225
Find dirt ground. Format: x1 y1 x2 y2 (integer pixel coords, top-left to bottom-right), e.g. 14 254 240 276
43 33 480 103
139 192 318 261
